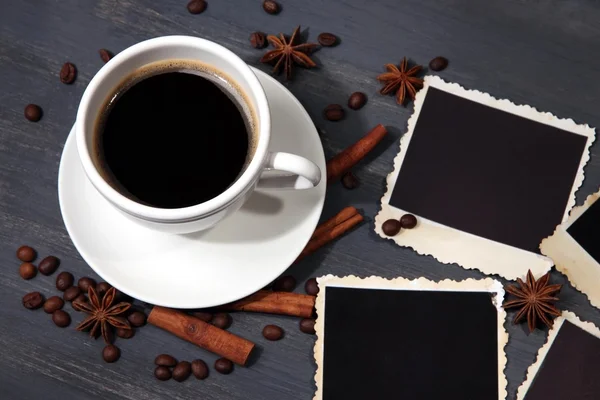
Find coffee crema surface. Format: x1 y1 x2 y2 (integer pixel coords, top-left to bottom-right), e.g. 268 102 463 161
93 60 257 209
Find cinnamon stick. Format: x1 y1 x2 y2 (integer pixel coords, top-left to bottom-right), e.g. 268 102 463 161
219 291 315 318
296 212 364 262
310 206 358 240
326 124 388 183
148 306 255 365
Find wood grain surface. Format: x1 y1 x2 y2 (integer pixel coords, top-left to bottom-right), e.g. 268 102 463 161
1 0 600 399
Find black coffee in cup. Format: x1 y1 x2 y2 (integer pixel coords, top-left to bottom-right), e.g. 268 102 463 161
93 60 257 209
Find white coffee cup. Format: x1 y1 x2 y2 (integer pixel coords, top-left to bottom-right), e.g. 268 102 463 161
76 36 321 234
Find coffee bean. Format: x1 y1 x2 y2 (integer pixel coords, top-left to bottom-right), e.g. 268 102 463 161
73 293 87 305
324 104 344 121
43 296 64 314
317 32 338 47
400 213 418 229
262 324 284 341
38 256 60 276
60 62 77 84
262 0 280 14
250 31 267 49
78 277 96 292
187 0 207 14
172 361 192 382
382 219 401 236
23 292 44 310
96 282 111 297
154 366 172 381
304 278 319 296
99 49 113 63
16 245 36 262
102 344 120 363
214 358 233 374
348 92 367 110
63 286 81 302
24 104 42 122
341 171 359 189
273 275 296 292
19 262 37 280
55 271 74 291
191 311 213 323
155 354 177 367
52 310 71 327
429 56 448 72
211 313 232 329
116 327 135 339
127 311 147 327
191 359 209 380
299 318 316 334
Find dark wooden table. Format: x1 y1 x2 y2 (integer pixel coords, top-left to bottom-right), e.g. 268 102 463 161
2 0 600 399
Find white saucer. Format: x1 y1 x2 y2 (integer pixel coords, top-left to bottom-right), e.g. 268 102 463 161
58 68 326 308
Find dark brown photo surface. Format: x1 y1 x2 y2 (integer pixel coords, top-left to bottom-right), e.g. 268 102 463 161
322 287 499 399
524 321 600 400
567 199 600 263
389 87 588 253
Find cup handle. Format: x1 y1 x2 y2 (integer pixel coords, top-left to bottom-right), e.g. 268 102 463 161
257 152 322 189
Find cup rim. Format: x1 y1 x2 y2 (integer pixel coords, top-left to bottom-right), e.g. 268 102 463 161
75 36 270 222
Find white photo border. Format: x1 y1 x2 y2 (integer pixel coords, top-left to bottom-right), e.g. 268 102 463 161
375 76 596 280
312 275 508 400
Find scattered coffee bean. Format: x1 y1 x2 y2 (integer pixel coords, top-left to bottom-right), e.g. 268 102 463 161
78 277 96 292
173 361 192 382
19 262 37 280
154 366 172 381
187 0 207 14
60 62 77 84
262 0 280 14
96 282 111 297
155 354 177 367
191 311 213 323
299 318 316 334
429 56 448 72
102 344 120 363
23 292 44 310
382 219 401 236
341 171 359 189
43 296 64 314
262 324 284 341
24 104 42 122
212 313 232 329
16 245 36 262
73 293 87 304
127 311 147 327
63 286 81 302
116 327 135 339
400 213 418 229
250 31 267 49
324 104 344 121
99 49 113 63
191 359 209 380
273 275 296 292
52 310 71 327
38 256 60 276
304 278 319 296
55 271 74 291
214 358 233 374
348 92 367 110
317 32 338 47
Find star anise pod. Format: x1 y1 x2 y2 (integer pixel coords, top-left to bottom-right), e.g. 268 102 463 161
503 270 562 333
377 57 424 106
260 26 318 80
73 287 131 344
